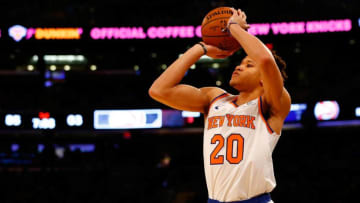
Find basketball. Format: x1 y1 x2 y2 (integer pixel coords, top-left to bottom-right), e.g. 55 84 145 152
201 7 241 51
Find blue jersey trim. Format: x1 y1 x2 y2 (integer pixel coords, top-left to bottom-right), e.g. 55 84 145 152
208 193 271 203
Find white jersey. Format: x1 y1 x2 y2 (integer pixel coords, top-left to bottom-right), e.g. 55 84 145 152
203 93 281 202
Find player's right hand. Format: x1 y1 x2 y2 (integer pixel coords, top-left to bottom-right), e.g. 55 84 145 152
200 42 237 59
228 8 250 31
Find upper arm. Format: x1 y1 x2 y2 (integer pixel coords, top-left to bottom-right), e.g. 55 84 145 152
260 58 291 118
262 87 291 134
149 84 225 113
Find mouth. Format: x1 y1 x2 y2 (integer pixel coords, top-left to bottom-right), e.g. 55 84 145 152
232 71 239 77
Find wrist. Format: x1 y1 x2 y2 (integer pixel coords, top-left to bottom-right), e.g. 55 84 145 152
196 42 207 55
227 20 239 34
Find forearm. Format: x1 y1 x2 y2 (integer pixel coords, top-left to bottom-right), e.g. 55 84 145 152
150 44 203 91
229 24 273 62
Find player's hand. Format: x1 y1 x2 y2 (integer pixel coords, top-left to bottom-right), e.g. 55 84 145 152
200 42 237 59
228 8 250 31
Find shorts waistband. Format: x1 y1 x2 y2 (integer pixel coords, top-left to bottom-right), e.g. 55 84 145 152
208 193 271 203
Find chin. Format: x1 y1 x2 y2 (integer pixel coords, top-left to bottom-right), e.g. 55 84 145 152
229 81 240 91
230 78 239 86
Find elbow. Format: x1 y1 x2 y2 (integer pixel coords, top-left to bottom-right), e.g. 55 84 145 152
258 55 274 66
148 85 158 99
148 85 165 101
258 56 278 73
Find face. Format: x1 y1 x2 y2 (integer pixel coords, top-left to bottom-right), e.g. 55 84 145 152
229 56 262 91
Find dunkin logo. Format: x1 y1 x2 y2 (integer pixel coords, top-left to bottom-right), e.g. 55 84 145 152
8 25 27 42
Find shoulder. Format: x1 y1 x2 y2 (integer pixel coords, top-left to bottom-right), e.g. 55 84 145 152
200 87 228 102
200 87 229 116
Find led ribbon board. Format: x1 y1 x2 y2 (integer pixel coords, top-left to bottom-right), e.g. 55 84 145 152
94 109 162 129
284 104 307 122
89 18 352 40
8 25 83 41
248 19 352 35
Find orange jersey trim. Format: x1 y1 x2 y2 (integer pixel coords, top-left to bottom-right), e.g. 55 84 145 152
258 96 274 134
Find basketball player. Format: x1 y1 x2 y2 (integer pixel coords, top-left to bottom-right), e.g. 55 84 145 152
149 8 291 203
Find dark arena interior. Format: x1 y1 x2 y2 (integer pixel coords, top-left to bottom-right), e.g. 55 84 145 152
0 0 360 202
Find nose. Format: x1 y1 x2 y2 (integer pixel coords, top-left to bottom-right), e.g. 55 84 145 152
235 65 243 71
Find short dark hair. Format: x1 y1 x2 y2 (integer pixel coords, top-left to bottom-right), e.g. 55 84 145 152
271 50 288 81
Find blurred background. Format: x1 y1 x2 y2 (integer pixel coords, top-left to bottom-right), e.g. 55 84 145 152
0 0 359 202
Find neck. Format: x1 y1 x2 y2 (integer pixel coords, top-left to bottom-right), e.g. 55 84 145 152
235 88 263 106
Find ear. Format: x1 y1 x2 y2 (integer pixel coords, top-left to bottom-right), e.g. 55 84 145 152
260 80 264 87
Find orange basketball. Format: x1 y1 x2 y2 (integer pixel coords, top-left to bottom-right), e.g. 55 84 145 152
201 7 241 51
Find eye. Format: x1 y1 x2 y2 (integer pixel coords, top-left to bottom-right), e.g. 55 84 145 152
246 64 253 67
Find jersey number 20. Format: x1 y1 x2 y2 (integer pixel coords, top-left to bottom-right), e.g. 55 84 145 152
210 134 244 165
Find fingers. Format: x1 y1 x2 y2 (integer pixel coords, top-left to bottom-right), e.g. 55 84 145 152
231 8 247 21
215 55 226 58
237 9 246 20
215 46 233 54
219 50 236 58
216 51 236 59
230 7 238 16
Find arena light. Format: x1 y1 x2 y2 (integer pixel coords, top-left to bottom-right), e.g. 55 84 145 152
181 111 201 118
196 55 227 63
55 146 65 159
44 80 53 87
31 55 39 62
314 101 340 121
38 144 45 153
94 109 162 129
64 65 71 71
11 144 19 152
90 65 97 71
69 144 95 153
49 65 56 71
212 63 220 69
44 55 86 63
27 65 34 71
356 107 360 117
